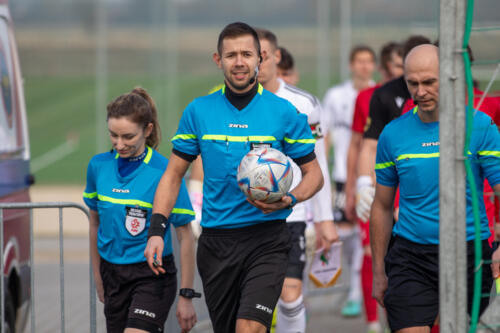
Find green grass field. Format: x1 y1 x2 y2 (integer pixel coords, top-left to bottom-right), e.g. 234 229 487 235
25 73 325 184
25 73 500 185
20 26 500 185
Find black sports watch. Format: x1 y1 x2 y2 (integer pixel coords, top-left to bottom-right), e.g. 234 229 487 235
179 288 202 299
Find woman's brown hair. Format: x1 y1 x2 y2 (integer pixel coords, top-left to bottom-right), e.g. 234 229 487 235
106 87 161 149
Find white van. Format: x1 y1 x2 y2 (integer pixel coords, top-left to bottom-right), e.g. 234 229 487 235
0 1 32 331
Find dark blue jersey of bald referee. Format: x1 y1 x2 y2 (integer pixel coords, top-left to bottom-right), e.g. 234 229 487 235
172 83 316 229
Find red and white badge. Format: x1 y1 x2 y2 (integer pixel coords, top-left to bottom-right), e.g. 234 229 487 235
125 207 147 236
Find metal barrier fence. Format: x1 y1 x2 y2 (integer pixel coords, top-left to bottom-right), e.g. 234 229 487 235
0 202 96 333
0 201 352 332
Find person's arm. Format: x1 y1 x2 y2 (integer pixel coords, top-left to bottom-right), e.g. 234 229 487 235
175 223 197 331
250 157 324 214
355 138 378 220
311 136 338 250
358 138 377 180
89 209 104 303
492 183 500 278
345 131 363 220
144 154 191 274
370 183 397 307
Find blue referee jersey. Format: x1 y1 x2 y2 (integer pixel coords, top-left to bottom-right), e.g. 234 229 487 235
83 146 195 264
375 107 500 244
173 84 316 228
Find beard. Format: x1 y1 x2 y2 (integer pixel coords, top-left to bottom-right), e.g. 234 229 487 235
225 75 253 91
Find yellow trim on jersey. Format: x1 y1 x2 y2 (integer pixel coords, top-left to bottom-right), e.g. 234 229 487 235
284 137 316 144
374 161 395 170
172 208 196 216
201 135 276 142
478 150 500 158
413 106 419 114
86 193 194 215
83 192 97 199
172 134 197 141
144 146 153 164
97 195 153 208
396 152 440 160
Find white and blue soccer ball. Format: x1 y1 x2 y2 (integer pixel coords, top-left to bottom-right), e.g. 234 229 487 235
237 147 293 203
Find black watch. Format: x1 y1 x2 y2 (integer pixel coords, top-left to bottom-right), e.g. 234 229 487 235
179 288 202 299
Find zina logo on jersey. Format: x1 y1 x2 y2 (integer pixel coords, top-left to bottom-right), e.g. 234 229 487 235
229 123 248 128
422 141 440 147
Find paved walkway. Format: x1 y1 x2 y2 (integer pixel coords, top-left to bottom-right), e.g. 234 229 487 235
30 237 373 333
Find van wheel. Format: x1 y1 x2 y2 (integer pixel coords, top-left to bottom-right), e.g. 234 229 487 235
2 291 15 333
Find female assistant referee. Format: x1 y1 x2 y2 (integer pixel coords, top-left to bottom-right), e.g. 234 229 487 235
83 87 197 333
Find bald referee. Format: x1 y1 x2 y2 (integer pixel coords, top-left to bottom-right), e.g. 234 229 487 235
371 44 500 332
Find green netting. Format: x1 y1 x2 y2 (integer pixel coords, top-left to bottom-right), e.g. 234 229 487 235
464 1 500 331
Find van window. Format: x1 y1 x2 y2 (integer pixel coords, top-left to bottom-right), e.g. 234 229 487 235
0 16 19 157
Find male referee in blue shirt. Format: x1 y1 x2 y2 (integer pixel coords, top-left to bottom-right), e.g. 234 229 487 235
144 22 324 333
370 44 500 332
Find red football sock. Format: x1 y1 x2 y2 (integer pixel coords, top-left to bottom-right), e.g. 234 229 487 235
362 254 378 322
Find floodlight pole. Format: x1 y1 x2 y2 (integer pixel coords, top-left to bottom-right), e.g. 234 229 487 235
339 0 351 82
95 0 108 154
439 0 467 332
316 0 330 96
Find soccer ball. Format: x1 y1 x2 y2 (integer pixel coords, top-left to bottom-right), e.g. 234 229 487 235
237 147 293 203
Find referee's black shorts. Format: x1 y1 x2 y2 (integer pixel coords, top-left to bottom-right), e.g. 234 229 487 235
384 236 494 331
100 255 177 333
197 220 291 333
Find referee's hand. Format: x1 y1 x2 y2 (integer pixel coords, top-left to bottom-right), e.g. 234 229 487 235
372 271 388 308
492 247 500 279
247 195 292 214
144 236 166 275
177 297 197 332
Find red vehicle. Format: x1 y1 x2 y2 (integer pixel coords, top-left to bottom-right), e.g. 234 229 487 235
0 0 32 331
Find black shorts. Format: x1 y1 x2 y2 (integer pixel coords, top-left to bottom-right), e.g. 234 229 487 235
100 256 177 333
286 222 306 280
384 237 493 331
197 220 291 333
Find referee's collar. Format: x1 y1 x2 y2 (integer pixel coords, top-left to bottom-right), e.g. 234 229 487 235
223 82 261 111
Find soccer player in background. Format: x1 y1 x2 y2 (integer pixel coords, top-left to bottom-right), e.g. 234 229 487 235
322 45 376 317
355 35 431 222
277 46 300 86
83 88 197 333
344 41 403 333
371 44 500 332
256 28 338 333
145 22 324 333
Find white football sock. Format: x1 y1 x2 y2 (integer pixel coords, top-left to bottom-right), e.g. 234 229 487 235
347 227 363 302
276 295 306 333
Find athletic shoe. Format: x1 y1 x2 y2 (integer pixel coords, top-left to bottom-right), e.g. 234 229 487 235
341 300 361 317
367 321 382 333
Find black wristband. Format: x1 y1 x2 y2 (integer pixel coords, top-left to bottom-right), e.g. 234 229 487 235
147 213 168 239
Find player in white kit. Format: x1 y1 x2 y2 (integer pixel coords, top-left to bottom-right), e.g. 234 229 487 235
322 45 376 317
256 28 338 333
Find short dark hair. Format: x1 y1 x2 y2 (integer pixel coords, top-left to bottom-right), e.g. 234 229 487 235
217 22 261 56
350 45 376 63
278 47 294 71
403 35 431 58
380 42 403 72
255 28 278 50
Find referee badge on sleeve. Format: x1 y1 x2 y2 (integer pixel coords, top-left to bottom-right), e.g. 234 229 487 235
125 207 147 236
